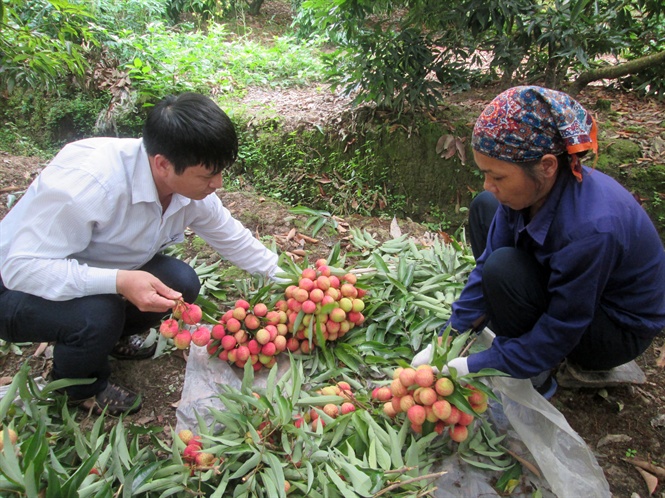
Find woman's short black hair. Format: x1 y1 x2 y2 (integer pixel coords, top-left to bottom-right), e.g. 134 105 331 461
142 93 238 175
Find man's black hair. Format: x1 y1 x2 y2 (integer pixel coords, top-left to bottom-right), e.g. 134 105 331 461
142 93 238 175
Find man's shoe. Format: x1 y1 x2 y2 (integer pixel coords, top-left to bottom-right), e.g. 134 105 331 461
110 334 157 360
71 382 142 416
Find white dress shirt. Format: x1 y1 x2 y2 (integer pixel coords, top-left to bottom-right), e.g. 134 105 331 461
0 137 279 300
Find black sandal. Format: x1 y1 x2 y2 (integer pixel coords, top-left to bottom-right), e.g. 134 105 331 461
73 382 142 417
110 334 157 360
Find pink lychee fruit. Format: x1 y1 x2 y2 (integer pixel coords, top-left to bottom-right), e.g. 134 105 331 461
407 405 427 426
191 326 211 347
211 324 226 340
182 303 203 325
159 318 179 339
253 303 268 317
235 299 250 310
173 330 192 349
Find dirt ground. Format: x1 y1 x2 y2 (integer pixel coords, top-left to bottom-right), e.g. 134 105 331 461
1 145 664 496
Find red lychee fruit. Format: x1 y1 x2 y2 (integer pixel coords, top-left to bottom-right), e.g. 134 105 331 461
232 306 247 321
444 406 461 426
225 318 241 333
183 445 199 462
432 399 452 421
301 300 316 314
294 288 310 303
298 277 315 292
273 335 287 352
390 378 408 397
314 258 327 268
341 402 355 415
173 330 192 349
329 308 346 323
472 401 488 414
316 275 331 291
340 283 358 298
255 328 271 345
383 402 397 418
275 300 288 312
308 288 324 303
195 452 216 467
398 368 417 388
235 299 250 310
342 273 357 285
253 303 268 317
301 267 317 280
244 314 260 330
375 386 393 402
159 318 179 339
407 404 427 426
265 311 281 325
414 365 435 387
468 389 487 406
348 311 364 325
211 324 225 340
236 345 250 362
191 326 211 347
182 303 203 325
206 342 219 355
221 335 237 351
419 387 438 406
286 337 300 352
449 424 469 442
435 377 455 397
261 342 276 356
172 300 187 319
399 395 416 413
457 410 475 426
323 404 339 418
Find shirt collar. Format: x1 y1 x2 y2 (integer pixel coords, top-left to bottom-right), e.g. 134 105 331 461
523 169 573 245
131 140 191 211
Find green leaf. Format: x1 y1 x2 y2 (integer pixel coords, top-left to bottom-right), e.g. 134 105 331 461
325 463 360 497
229 451 261 479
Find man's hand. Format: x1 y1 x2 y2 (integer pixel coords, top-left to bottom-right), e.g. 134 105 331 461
116 270 182 312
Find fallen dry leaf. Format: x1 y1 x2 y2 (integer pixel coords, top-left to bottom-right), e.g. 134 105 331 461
0 376 13 386
636 468 658 495
33 342 49 357
627 458 665 478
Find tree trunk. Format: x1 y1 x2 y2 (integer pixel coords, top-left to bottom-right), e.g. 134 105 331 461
570 50 665 95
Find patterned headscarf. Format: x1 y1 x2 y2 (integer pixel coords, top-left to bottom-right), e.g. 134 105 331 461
472 86 598 182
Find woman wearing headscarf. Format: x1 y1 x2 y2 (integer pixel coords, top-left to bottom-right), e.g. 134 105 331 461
413 86 665 397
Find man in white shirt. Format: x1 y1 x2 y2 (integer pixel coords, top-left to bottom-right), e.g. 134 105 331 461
0 93 281 415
